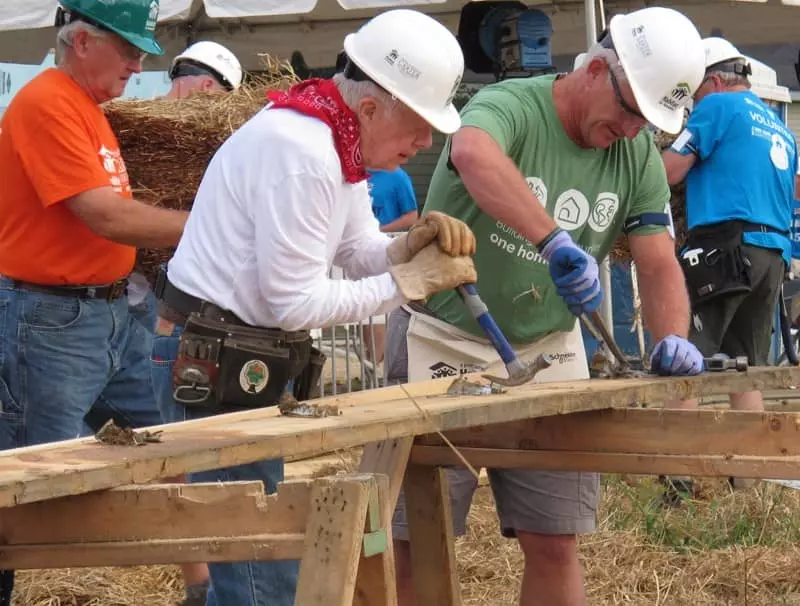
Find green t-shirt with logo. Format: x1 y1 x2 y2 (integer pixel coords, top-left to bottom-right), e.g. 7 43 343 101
424 74 671 345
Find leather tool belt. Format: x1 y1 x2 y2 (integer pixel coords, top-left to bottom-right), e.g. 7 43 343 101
154 267 326 411
679 220 785 305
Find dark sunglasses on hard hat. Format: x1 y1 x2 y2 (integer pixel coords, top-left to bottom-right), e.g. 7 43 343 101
170 59 234 91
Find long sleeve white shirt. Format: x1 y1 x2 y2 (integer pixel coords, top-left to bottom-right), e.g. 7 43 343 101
167 106 407 331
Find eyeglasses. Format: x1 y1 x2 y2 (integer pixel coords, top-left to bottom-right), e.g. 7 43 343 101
108 35 148 63
608 67 646 122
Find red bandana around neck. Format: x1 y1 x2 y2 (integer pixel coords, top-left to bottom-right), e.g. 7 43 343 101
267 78 367 184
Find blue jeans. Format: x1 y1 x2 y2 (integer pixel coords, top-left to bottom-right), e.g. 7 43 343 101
0 277 163 450
151 326 299 606
129 289 158 334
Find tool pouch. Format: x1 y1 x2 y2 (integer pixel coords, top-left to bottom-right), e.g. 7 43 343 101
173 312 311 410
293 346 327 401
172 314 224 408
679 221 752 305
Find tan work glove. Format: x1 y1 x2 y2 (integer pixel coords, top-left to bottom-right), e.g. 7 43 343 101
389 243 478 301
387 211 477 265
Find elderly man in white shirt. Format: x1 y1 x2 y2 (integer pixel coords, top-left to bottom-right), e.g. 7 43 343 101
150 9 476 606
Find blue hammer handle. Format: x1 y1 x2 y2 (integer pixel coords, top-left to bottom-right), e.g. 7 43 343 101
457 283 526 375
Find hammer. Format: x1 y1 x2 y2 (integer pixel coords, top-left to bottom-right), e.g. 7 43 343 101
704 355 748 372
456 283 553 386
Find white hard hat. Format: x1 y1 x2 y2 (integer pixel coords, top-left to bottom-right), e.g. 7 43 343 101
703 37 751 76
607 6 705 134
573 53 587 71
342 9 464 134
170 41 243 90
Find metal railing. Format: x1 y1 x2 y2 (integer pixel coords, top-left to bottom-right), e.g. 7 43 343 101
313 233 402 397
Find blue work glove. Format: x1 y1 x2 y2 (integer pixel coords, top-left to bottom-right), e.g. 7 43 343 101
650 335 704 376
538 230 602 316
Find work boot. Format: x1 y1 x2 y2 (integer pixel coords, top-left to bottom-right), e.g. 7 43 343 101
182 579 210 606
658 475 693 508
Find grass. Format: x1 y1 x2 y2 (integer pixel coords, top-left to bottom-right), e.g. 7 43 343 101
14 474 800 605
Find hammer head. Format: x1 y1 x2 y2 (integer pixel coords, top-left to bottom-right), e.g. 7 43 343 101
482 353 553 387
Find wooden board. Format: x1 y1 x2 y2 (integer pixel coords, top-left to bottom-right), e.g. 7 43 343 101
0 366 796 508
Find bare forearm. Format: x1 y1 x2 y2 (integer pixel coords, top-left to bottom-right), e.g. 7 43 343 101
380 211 418 233
452 129 556 245
68 189 188 248
638 260 690 340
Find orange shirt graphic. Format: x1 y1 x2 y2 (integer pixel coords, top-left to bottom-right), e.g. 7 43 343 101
0 68 135 285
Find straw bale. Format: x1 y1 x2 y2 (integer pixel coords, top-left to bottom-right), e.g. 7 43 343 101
610 112 689 263
103 56 299 283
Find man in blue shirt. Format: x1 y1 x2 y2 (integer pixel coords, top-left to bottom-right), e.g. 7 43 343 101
367 167 419 232
662 37 796 494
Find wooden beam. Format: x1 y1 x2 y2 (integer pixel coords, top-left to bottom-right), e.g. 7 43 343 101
0 481 307 546
405 464 462 606
409 447 800 479
0 533 305 570
295 474 375 606
414 408 800 457
0 474 389 572
0 366 797 508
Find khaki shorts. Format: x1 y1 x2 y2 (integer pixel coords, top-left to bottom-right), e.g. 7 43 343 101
387 306 600 540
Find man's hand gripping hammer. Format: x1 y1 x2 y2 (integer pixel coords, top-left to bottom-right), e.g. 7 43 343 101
456 283 552 386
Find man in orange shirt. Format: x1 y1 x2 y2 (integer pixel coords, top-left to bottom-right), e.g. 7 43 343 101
0 1 186 601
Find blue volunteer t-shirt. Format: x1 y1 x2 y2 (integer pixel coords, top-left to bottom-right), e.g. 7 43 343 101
367 168 418 227
671 90 797 264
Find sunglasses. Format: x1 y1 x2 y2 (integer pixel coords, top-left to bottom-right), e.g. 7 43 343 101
608 66 646 122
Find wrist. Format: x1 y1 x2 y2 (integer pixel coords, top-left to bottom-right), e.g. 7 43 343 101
537 229 572 261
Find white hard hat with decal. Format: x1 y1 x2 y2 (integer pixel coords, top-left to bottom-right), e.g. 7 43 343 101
170 41 243 91
342 9 465 134
607 6 705 134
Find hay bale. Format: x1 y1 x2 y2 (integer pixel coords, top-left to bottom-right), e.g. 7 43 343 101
609 111 689 262
104 56 300 283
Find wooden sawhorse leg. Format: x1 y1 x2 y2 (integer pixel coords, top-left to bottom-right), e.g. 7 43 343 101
404 463 462 606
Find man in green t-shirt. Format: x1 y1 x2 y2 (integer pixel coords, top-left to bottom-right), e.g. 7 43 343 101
387 7 707 605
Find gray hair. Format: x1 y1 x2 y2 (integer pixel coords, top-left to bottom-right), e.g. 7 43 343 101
55 19 108 64
706 69 751 90
583 43 628 82
332 73 399 115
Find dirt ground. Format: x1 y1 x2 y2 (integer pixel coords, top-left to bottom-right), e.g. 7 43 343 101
13 475 800 605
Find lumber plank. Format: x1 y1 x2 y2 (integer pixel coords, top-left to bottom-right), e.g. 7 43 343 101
414 408 800 456
0 534 305 570
410 447 800 479
405 464 462 606
295 474 374 606
0 366 797 508
0 480 308 546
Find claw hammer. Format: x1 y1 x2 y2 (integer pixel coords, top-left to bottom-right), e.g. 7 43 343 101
456 283 552 386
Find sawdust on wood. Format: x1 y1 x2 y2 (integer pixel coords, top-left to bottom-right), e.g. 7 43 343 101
94 419 163 446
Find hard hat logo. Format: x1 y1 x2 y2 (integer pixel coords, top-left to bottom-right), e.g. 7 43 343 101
630 26 652 58
660 83 692 112
385 50 399 67
397 58 421 80
146 0 158 33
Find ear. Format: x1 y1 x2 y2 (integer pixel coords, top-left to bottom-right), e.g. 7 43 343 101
357 96 380 123
584 57 609 80
71 28 93 59
200 77 215 92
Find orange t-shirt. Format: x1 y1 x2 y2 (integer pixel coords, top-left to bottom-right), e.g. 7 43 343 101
0 68 135 285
